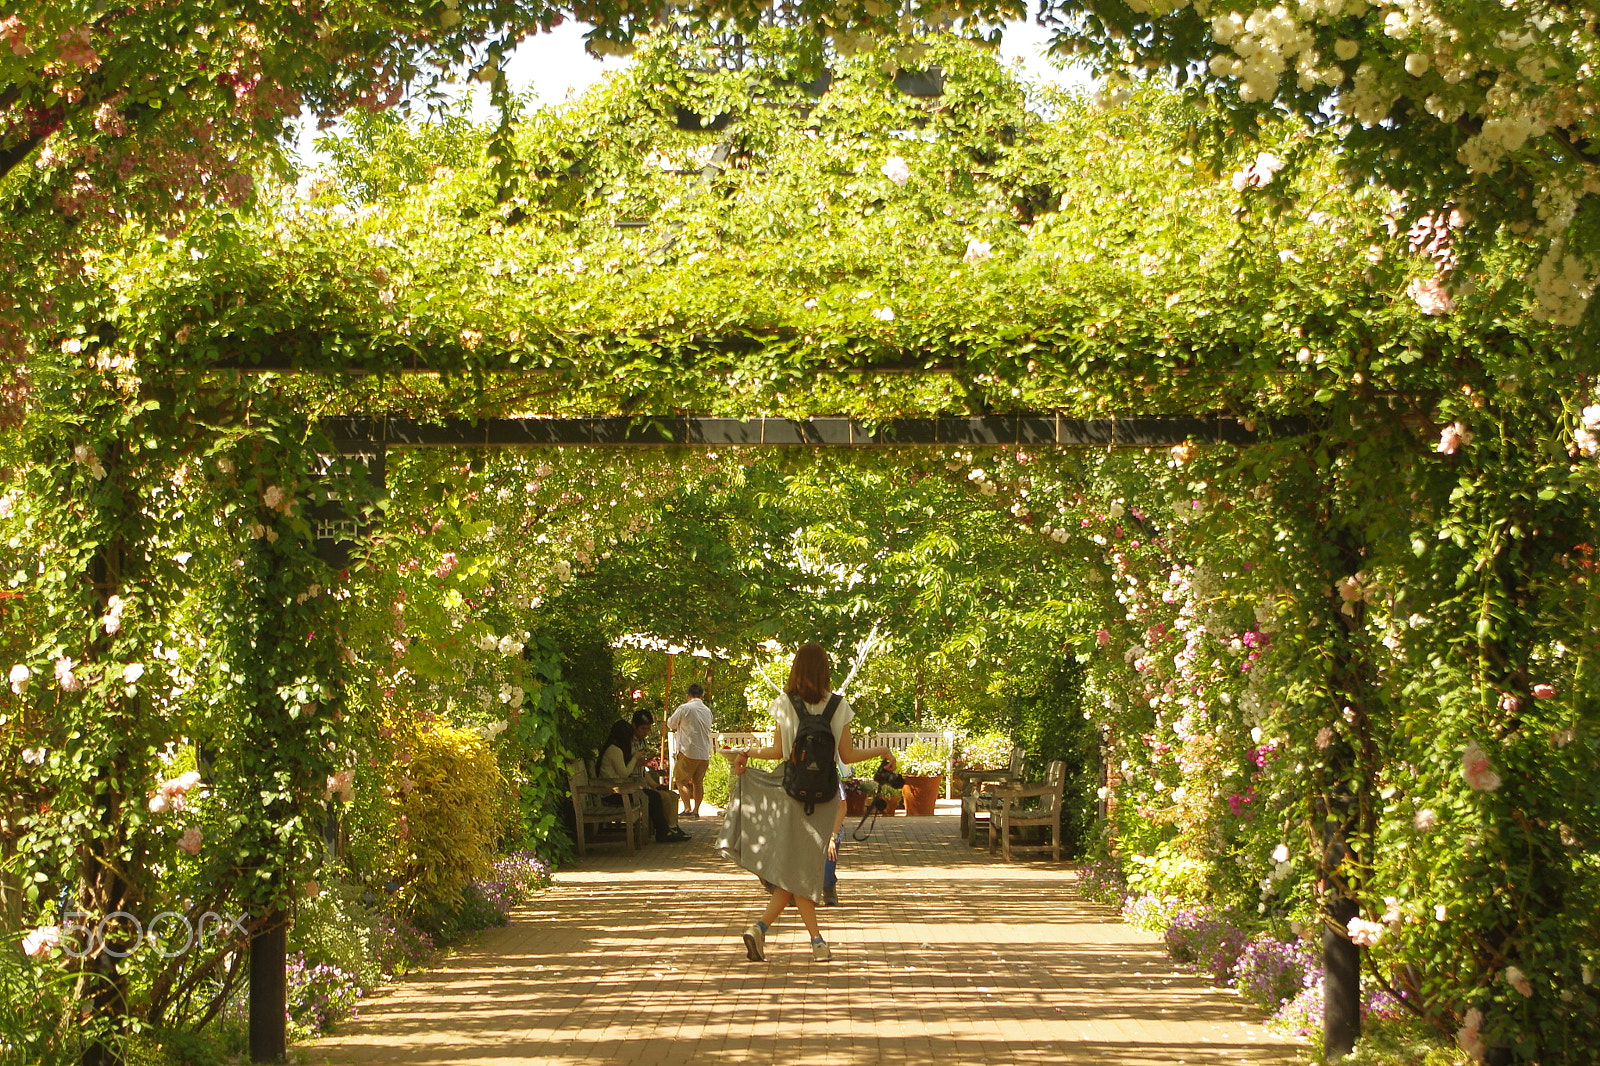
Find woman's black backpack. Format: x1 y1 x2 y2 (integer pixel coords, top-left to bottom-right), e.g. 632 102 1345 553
783 693 842 815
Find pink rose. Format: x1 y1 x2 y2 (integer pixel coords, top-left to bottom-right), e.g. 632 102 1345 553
54 657 83 692
177 826 203 855
1436 422 1471 455
1408 277 1455 315
1505 966 1533 998
56 25 99 69
1346 916 1385 947
324 768 355 804
0 16 34 56
1499 693 1521 713
1461 739 1502 792
22 925 61 958
1531 683 1556 699
1458 1008 1485 1061
1096 628 1111 647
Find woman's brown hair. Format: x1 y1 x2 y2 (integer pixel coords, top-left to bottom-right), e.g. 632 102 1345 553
785 642 832 705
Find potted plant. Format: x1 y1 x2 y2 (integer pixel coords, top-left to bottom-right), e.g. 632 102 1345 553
898 740 948 816
952 732 1013 793
842 775 871 817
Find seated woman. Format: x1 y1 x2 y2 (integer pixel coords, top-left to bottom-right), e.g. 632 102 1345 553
598 719 689 843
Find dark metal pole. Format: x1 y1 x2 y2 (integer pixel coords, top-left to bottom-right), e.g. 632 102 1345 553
1323 893 1362 1058
249 913 287 1063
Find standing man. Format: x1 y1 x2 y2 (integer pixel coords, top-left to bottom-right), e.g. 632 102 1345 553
667 682 714 817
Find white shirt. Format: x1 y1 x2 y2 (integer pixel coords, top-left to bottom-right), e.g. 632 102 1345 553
667 698 714 760
767 692 853 761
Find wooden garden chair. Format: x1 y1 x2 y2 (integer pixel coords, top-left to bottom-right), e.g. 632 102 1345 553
987 759 1067 862
960 745 1026 844
567 758 649 858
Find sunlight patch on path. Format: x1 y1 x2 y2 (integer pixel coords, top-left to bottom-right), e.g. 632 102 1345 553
307 805 1302 1065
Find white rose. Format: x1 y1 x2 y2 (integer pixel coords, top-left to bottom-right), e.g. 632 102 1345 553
881 155 911 186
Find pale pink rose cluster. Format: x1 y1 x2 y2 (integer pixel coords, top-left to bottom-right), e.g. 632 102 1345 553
148 770 202 813
1335 571 1378 616
1461 739 1502 792
0 16 33 55
1458 1007 1485 1061
881 155 911 186
1230 151 1284 191
325 768 355 803
260 485 292 512
1575 403 1600 457
102 593 126 634
22 925 61 959
1408 277 1455 315
1436 421 1472 455
1347 915 1386 947
56 25 100 70
55 656 83 692
1504 965 1533 998
177 826 203 855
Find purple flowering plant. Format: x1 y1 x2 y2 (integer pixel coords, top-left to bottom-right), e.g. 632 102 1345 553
286 951 362 1038
375 913 435 977
1163 906 1250 983
1232 934 1319 1011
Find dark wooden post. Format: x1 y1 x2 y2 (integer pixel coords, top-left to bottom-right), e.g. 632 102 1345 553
1321 796 1362 1058
248 914 287 1063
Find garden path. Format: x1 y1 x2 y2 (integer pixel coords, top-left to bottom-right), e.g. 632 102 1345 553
306 802 1304 1066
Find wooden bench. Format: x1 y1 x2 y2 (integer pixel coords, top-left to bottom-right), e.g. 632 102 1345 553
987 759 1067 862
567 758 649 858
959 745 1026 845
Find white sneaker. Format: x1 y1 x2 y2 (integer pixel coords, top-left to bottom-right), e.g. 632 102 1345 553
811 937 831 961
742 923 766 962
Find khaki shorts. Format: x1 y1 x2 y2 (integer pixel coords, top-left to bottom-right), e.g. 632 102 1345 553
673 754 710 789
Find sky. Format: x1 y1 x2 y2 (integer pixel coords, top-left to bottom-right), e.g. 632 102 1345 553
294 20 1091 164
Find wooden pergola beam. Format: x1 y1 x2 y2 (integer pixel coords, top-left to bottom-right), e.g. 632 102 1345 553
320 414 1302 449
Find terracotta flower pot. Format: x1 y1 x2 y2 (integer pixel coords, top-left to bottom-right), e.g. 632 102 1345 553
845 791 867 817
902 775 942 816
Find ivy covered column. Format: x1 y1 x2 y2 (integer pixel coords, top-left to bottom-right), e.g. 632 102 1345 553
1262 425 1390 1062
206 415 359 1063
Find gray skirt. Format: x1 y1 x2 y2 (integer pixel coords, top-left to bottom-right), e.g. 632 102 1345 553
717 765 837 904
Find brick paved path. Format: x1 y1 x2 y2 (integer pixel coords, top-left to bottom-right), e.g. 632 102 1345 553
307 803 1303 1065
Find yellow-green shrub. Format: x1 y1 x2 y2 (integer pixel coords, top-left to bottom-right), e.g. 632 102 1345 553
385 721 507 917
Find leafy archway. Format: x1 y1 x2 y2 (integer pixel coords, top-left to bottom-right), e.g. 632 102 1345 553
3 28 1597 1065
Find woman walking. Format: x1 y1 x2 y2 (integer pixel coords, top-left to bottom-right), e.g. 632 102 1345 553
722 642 895 961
